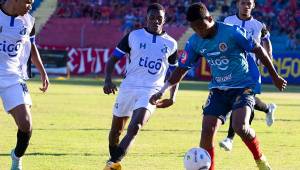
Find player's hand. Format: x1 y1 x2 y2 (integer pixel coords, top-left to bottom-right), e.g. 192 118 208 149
103 80 118 95
272 75 287 91
40 73 49 92
155 98 174 108
149 92 163 105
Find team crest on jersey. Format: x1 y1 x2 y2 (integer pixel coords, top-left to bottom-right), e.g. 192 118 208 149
219 42 228 52
161 44 168 54
179 50 188 64
19 27 27 35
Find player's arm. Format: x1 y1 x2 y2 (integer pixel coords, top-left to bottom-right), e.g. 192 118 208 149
30 26 49 92
252 45 286 91
261 23 273 60
233 25 287 91
150 40 198 105
103 33 130 95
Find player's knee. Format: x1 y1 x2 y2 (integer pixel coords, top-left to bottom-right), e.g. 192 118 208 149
18 120 32 133
127 123 142 136
232 124 248 137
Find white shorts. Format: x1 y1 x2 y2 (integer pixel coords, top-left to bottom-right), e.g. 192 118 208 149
113 88 158 117
0 82 32 112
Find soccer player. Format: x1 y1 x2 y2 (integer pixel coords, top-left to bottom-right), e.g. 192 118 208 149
150 2 287 170
219 0 277 152
0 0 49 169
102 3 178 170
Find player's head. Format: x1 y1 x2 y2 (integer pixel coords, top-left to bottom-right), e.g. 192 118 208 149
4 0 33 16
236 0 255 18
146 3 166 34
186 2 215 38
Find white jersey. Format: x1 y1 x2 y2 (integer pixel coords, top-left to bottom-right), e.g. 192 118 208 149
0 8 35 88
113 28 178 90
224 15 270 64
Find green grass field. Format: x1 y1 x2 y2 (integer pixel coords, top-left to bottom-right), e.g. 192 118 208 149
0 78 299 170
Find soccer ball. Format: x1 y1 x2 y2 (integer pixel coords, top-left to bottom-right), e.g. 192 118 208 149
183 147 211 170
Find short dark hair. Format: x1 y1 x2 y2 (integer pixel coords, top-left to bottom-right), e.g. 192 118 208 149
186 2 209 22
147 3 165 14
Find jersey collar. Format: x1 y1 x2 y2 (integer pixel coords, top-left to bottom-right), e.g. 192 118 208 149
144 27 166 36
236 14 253 21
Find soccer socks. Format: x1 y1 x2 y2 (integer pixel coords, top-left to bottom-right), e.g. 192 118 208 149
14 129 32 158
254 97 269 113
243 136 262 160
109 146 126 163
109 145 118 158
206 147 215 170
227 115 235 139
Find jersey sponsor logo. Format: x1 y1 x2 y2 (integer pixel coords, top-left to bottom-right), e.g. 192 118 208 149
207 56 229 70
179 50 188 64
0 40 22 57
207 52 220 56
215 73 232 83
219 42 228 52
138 57 162 75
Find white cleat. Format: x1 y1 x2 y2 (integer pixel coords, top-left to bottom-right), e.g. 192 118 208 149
219 138 233 151
266 103 277 127
11 150 22 170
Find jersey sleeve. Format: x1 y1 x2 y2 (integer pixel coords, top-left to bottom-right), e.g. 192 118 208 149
112 33 131 59
261 23 270 41
232 25 257 52
178 38 200 69
30 25 35 44
168 50 178 66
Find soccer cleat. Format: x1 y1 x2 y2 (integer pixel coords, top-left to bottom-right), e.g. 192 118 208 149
256 155 272 170
266 103 277 127
219 138 233 151
103 161 122 170
11 149 22 170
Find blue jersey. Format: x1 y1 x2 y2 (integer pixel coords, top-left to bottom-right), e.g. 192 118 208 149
179 22 257 90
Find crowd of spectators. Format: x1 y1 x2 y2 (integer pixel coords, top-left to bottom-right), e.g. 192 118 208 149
54 0 220 34
54 0 299 50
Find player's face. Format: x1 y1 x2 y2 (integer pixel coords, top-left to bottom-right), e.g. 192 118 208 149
237 0 255 17
190 17 214 38
13 0 34 16
146 9 165 34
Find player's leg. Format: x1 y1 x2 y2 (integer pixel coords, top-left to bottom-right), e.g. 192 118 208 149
200 115 222 170
108 116 129 161
201 89 231 170
219 114 235 151
110 108 151 163
231 90 271 169
1 82 32 170
254 96 276 126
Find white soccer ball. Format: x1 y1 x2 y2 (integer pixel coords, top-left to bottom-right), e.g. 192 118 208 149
184 147 211 170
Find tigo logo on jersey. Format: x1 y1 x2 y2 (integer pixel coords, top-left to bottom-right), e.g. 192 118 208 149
0 40 22 57
139 57 162 75
179 50 188 64
219 42 228 52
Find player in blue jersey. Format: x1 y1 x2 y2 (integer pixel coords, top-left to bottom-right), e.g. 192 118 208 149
219 0 278 152
150 2 287 170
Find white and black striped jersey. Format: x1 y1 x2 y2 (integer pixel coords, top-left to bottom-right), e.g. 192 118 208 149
0 8 35 88
112 28 178 90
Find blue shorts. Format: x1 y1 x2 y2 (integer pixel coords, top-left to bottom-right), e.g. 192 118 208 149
202 88 255 124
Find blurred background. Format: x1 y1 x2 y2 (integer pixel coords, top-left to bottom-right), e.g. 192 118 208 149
6 0 299 84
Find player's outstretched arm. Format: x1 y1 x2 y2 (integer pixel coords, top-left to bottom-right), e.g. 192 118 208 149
31 44 49 92
150 67 188 106
252 45 287 91
103 56 119 95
